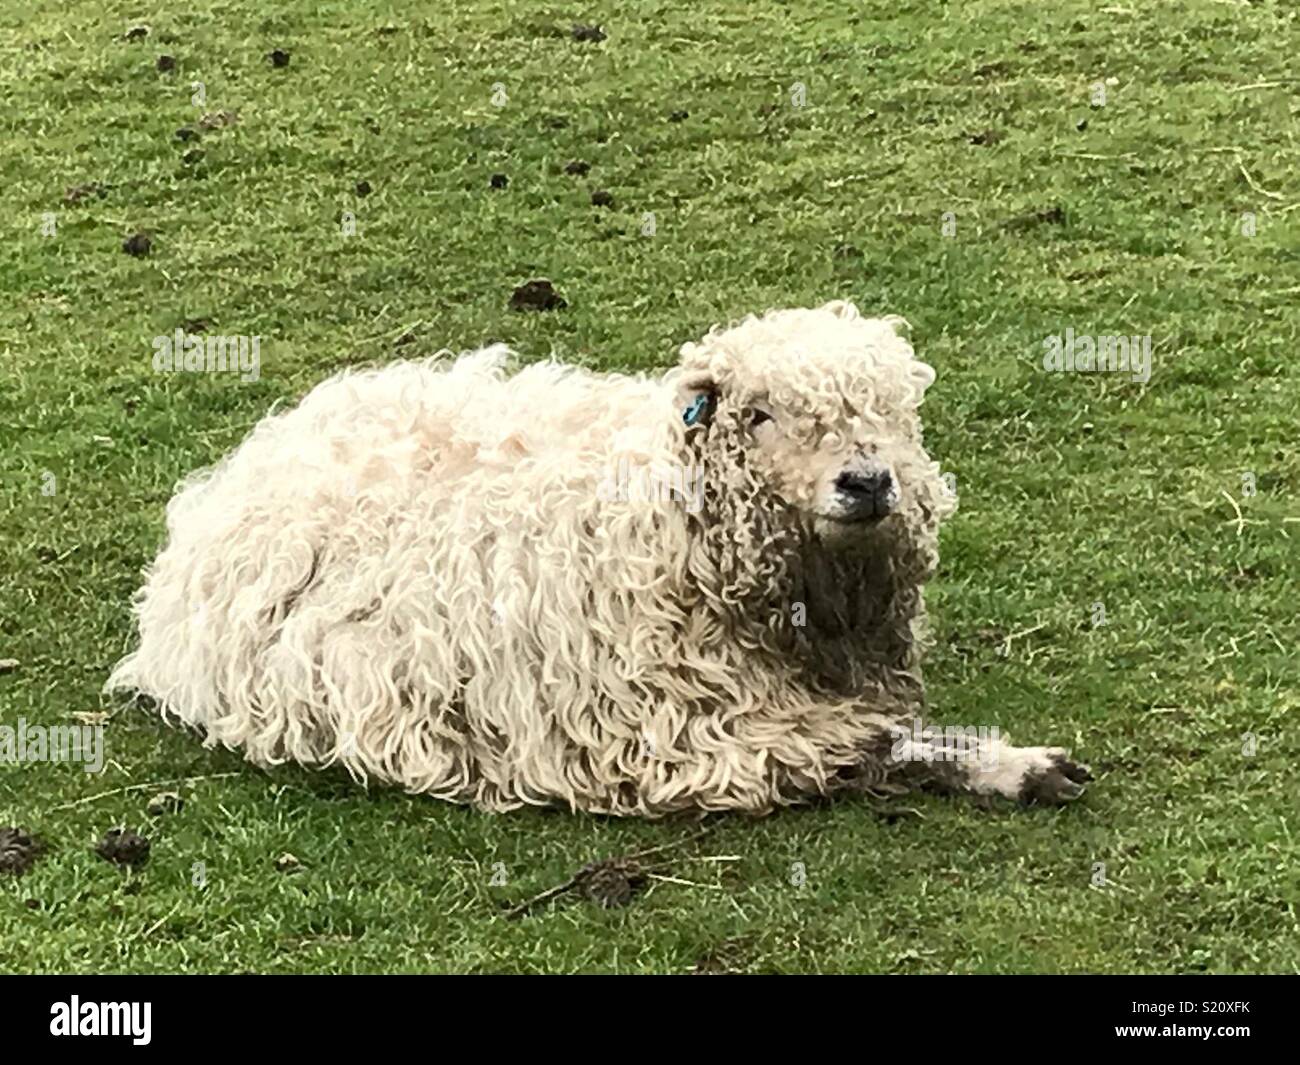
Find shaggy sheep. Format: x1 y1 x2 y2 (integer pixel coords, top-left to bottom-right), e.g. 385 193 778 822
108 301 1091 814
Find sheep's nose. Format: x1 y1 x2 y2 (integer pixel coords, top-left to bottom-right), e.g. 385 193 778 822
835 469 894 517
836 469 891 499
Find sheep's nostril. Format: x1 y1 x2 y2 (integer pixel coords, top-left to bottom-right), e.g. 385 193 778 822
836 470 892 499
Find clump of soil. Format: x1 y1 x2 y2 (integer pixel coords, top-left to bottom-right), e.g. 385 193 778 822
506 829 711 918
563 159 590 176
122 25 149 42
198 109 238 130
668 109 688 122
156 54 176 72
145 791 183 816
268 48 291 68
1003 205 1065 230
590 189 614 207
95 828 150 867
175 126 199 142
489 173 508 189
572 24 607 42
122 232 152 257
354 180 372 196
64 183 107 204
577 858 646 909
509 279 566 312
0 827 43 876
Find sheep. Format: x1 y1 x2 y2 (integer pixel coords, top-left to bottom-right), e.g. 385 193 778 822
108 301 1091 814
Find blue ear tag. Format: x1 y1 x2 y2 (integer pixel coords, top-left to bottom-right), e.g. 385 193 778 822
683 393 710 426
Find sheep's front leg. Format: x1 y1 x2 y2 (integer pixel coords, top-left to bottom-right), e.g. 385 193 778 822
882 723 1093 805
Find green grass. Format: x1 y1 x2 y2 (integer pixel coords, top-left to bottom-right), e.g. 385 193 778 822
2 0 1298 973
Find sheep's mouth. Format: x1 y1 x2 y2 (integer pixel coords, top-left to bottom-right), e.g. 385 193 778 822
818 496 898 526
813 506 897 532
823 511 890 527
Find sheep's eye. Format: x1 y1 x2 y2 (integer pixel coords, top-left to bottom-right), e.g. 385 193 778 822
748 407 773 427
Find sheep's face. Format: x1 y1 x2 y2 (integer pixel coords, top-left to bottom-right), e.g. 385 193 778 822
675 302 948 549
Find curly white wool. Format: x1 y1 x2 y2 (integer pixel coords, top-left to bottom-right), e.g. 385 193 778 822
109 302 954 815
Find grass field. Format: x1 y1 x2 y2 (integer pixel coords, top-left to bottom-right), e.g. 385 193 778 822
2 0 1297 973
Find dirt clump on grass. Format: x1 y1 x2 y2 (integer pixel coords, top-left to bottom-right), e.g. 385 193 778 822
1002 204 1065 230
146 791 183 816
94 828 150 868
64 183 107 204
509 279 566 312
198 109 239 130
122 232 152 257
0 827 44 876
578 858 647 909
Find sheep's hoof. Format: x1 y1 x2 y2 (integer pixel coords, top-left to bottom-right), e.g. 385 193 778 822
1018 752 1092 805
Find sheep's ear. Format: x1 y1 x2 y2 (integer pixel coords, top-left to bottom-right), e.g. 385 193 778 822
820 299 861 320
872 315 931 398
905 358 937 406
881 314 911 340
676 376 718 428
